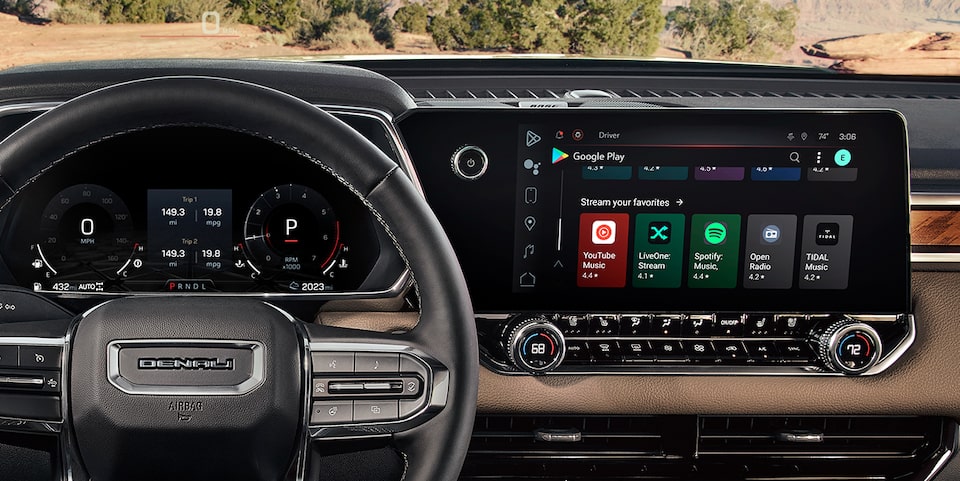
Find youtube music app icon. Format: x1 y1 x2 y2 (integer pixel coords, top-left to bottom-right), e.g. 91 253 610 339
578 213 629 287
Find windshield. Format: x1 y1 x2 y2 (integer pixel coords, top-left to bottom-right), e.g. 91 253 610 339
1 0 958 75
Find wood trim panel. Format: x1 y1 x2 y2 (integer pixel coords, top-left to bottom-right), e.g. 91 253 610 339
912 210 960 246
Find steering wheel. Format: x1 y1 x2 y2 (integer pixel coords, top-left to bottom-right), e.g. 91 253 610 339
0 77 478 481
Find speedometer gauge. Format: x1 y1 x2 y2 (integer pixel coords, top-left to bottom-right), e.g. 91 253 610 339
36 184 135 282
243 184 346 291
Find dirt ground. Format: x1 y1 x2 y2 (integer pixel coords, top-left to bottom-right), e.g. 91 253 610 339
0 13 447 70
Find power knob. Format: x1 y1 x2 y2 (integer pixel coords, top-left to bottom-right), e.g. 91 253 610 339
817 321 882 375
450 145 488 180
505 316 566 374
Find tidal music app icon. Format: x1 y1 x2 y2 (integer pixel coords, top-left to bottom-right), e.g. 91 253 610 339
591 220 617 245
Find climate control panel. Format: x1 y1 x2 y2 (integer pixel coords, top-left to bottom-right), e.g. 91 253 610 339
477 313 914 376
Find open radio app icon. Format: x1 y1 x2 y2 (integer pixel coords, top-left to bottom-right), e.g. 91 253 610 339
591 220 617 245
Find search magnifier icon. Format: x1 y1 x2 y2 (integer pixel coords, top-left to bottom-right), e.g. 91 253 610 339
789 151 800 163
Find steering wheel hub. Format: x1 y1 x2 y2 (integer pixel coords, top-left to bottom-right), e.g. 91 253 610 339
70 298 302 481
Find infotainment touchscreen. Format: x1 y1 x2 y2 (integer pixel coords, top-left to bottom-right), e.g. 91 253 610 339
399 109 909 313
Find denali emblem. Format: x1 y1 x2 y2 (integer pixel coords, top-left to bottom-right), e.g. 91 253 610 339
138 357 235 370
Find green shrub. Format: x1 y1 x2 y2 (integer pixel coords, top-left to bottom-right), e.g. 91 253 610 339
295 0 395 49
427 0 662 55
394 2 427 34
230 0 299 31
51 2 102 23
309 11 378 50
666 0 798 62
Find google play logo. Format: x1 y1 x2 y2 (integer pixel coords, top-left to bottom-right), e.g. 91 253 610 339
552 147 569 164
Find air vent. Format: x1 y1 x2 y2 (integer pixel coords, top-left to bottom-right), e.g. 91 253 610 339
461 414 677 480
698 416 942 459
408 87 960 101
469 414 667 457
459 415 954 480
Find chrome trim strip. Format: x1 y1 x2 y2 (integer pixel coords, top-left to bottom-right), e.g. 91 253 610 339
105 339 265 396
0 337 66 346
61 310 85 481
263 302 311 481
911 193 960 208
912 252 960 263
0 416 59 433
924 448 954 481
305 341 447 439
0 376 44 385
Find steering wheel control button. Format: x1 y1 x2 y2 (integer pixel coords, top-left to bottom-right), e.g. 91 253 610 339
312 401 354 424
0 370 60 393
0 345 18 367
354 400 399 422
355 353 399 373
505 316 566 374
399 398 426 418
819 321 882 374
451 145 489 181
312 352 355 373
19 346 61 369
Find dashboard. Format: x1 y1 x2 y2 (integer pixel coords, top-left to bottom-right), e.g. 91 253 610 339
0 58 958 481
0 118 406 298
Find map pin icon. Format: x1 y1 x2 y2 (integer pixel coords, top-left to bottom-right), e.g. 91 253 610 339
524 216 536 231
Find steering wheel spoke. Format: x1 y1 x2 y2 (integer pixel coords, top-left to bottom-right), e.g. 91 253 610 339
302 324 449 439
0 287 73 435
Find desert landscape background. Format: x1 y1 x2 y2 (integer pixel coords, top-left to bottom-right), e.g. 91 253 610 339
2 0 959 74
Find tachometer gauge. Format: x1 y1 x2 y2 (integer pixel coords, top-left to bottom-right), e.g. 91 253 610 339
243 184 346 291
35 184 136 287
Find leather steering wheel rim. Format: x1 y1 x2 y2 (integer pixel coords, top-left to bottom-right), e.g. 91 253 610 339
0 76 478 481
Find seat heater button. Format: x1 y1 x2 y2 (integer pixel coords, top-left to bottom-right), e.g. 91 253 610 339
355 353 399 373
311 401 354 424
312 352 355 373
354 400 399 422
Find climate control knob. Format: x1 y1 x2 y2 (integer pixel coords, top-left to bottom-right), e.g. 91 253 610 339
505 316 566 374
817 321 882 375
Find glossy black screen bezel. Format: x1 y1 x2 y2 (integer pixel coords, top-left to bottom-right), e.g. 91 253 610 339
399 108 911 314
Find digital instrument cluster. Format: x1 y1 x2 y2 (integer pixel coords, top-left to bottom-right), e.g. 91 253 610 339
1 127 397 295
